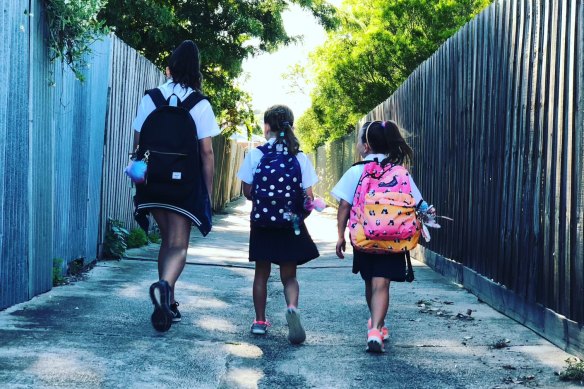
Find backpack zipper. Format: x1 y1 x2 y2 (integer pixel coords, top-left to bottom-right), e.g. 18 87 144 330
142 149 188 185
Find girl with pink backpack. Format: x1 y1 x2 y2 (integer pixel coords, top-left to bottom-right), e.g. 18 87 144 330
332 120 435 353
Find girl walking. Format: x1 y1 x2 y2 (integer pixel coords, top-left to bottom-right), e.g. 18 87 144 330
332 120 434 352
131 40 220 332
237 105 319 344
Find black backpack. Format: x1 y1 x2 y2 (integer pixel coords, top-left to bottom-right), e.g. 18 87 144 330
135 88 205 203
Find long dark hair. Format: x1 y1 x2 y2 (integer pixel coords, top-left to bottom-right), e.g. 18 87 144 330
264 105 300 155
360 120 413 165
168 40 202 90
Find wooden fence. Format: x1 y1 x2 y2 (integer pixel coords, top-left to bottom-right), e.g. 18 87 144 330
0 0 110 309
313 0 583 356
1 15 245 309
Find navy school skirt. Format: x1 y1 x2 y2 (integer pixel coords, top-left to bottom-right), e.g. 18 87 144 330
352 250 407 281
249 223 319 265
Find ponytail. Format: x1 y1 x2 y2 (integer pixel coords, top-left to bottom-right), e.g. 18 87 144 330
360 120 413 165
264 105 300 155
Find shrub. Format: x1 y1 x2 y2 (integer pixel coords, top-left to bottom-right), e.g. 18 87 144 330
103 218 128 259
127 228 149 249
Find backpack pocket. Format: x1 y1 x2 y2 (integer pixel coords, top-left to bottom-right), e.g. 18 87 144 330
361 192 419 241
145 150 193 184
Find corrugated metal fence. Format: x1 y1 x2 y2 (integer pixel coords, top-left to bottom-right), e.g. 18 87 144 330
1 8 244 309
313 0 583 356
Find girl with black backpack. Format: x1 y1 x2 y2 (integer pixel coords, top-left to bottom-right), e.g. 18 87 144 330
131 40 220 332
237 105 320 344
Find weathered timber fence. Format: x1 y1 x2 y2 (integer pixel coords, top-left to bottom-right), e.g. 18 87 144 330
313 0 583 356
1 7 244 309
0 0 110 309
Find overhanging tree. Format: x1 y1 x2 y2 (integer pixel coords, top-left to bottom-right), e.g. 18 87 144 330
101 0 338 135
297 0 491 150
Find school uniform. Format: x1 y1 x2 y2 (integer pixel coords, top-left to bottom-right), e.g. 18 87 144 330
237 138 320 264
132 80 221 230
331 154 423 281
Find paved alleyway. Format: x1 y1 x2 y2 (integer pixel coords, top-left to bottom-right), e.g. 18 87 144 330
0 198 579 388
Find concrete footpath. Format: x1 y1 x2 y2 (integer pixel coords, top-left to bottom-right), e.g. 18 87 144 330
0 198 580 389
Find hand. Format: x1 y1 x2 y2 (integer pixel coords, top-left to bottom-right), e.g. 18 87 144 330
336 237 346 259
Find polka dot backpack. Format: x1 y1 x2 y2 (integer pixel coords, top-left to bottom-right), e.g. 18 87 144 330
349 159 420 253
251 142 304 228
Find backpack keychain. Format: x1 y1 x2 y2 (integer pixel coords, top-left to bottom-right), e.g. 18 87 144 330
125 149 149 183
416 201 453 242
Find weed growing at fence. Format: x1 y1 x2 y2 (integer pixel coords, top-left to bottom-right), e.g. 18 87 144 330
43 0 109 81
127 228 148 249
559 358 584 382
52 258 65 286
103 218 128 259
148 230 161 244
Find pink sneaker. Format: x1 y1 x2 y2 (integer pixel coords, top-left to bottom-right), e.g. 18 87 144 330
251 320 271 335
367 318 389 341
367 328 385 353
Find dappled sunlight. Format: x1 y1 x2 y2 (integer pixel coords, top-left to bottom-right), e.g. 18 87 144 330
117 283 145 299
224 368 264 389
227 267 255 280
223 342 263 359
195 315 235 333
175 283 213 294
187 246 249 262
191 297 229 310
26 351 103 386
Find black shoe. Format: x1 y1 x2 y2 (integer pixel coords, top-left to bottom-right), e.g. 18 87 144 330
170 302 181 322
149 280 172 332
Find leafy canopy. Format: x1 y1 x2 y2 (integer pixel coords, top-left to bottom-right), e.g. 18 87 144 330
100 0 338 136
297 0 491 150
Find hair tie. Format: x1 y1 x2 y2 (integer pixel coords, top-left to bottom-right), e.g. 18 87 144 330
281 121 290 127
364 121 381 146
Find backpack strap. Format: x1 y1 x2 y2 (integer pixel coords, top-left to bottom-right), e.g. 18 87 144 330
405 251 415 282
181 91 208 111
145 88 167 108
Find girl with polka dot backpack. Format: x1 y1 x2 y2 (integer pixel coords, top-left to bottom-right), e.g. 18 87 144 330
237 105 321 344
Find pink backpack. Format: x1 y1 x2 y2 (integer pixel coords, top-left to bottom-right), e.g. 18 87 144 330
349 160 420 254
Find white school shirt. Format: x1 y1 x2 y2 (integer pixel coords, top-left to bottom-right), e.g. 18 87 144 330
237 138 319 189
132 80 221 139
331 153 423 205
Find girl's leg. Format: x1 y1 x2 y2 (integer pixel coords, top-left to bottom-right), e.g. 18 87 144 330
370 277 390 330
279 263 299 308
365 279 372 312
253 261 272 322
151 209 191 303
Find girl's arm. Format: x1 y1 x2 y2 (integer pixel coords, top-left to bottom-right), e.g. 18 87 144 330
199 137 214 201
336 199 351 259
242 182 252 200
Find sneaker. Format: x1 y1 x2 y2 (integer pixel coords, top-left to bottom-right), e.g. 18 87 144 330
367 328 385 353
149 280 173 332
251 320 271 335
285 307 306 344
170 302 181 323
368 318 389 341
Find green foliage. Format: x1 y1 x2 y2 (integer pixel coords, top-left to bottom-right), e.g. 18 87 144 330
103 218 129 259
43 0 109 81
52 258 65 286
148 230 161 244
297 0 492 150
127 228 149 249
559 358 584 382
100 0 338 135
